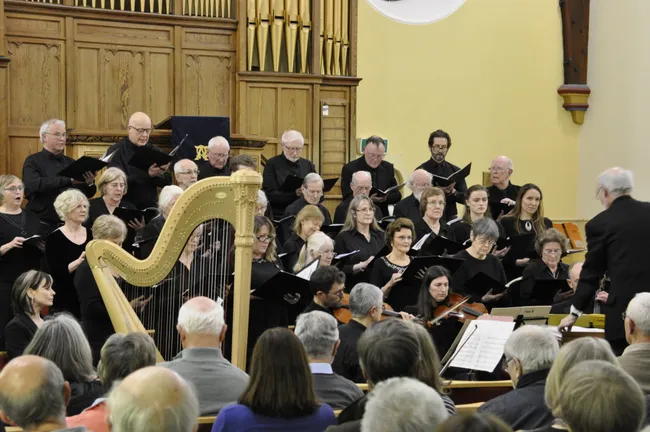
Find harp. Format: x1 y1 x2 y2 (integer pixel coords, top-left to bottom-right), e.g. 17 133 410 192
85 170 261 369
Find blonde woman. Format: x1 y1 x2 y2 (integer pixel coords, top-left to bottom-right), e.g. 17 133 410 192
282 205 325 271
293 231 335 273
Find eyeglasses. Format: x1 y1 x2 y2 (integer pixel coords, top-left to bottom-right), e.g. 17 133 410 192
304 189 323 196
542 249 562 256
503 357 514 372
355 207 375 214
489 166 508 173
107 182 125 188
474 237 496 247
44 132 67 139
178 170 199 175
366 153 385 160
3 186 24 193
129 126 153 135
412 182 431 189
256 205 267 213
256 235 275 242
430 145 448 151
329 288 345 298
354 186 372 193
283 144 303 152
320 250 336 256
427 200 445 207
210 152 229 158
622 312 627 321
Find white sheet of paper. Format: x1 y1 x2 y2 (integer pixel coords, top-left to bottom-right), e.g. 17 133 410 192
412 234 430 251
334 250 360 260
449 320 516 372
296 259 319 280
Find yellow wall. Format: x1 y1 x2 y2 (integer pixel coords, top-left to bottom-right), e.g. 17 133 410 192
355 0 581 219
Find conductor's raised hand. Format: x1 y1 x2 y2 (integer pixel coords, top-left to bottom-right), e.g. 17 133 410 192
558 314 578 333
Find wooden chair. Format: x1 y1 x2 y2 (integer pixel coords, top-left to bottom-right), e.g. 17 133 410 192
197 415 217 432
445 380 513 405
455 402 485 414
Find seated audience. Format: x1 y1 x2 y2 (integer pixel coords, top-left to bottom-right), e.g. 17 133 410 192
620 292 650 394
334 171 383 224
360 377 448 432
302 266 346 318
0 355 71 432
436 413 513 432
66 332 157 432
295 311 364 409
134 184 183 259
107 366 199 432
5 270 54 360
283 173 333 225
519 228 570 306
552 360 645 432
283 205 325 270
393 169 433 225
487 156 520 219
293 231 335 273
230 153 257 172
160 296 249 415
199 136 231 179
477 326 559 430
173 159 199 190
332 283 384 383
23 313 104 416
550 262 588 314
211 328 336 431
536 337 618 431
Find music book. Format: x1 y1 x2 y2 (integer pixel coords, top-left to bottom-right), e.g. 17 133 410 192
273 214 295 226
296 258 320 281
321 223 344 235
22 234 44 248
415 235 466 256
490 306 552 326
168 134 189 158
112 207 159 225
279 175 304 192
333 250 359 261
449 320 516 372
57 156 109 181
489 200 514 219
506 232 538 259
323 178 339 193
252 271 311 301
463 272 508 297
432 163 472 187
530 279 569 305
401 255 465 284
378 215 396 230
128 146 173 172
370 183 406 198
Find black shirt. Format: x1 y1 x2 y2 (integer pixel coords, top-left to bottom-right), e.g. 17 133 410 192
284 197 333 225
197 160 231 180
414 218 454 244
22 149 97 226
393 194 422 226
369 256 415 311
519 260 570 306
334 228 385 290
334 196 383 224
106 138 172 210
451 249 508 304
262 153 316 217
500 216 553 280
0 210 43 283
450 220 506 245
282 232 305 272
417 159 468 221
134 216 165 260
302 300 341 324
332 319 367 383
487 182 521 219
341 157 401 216
87 197 137 254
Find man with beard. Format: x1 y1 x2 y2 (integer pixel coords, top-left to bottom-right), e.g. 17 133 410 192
417 130 467 221
302 265 346 320
487 155 520 219
198 136 231 179
393 169 433 225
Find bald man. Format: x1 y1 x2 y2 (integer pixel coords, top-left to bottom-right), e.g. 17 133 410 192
199 136 231 179
0 355 70 432
334 171 383 224
174 159 199 190
393 169 433 224
487 156 521 219
107 367 198 432
105 112 172 209
159 297 248 415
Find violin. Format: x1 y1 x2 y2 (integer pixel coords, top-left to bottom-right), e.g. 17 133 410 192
431 293 488 325
333 293 398 324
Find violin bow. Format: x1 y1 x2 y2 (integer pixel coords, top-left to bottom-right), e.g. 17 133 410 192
428 297 471 326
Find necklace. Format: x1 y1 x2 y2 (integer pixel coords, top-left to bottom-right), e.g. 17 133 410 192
0 211 27 235
524 220 532 232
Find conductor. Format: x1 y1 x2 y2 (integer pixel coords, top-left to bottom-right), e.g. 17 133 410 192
559 168 650 354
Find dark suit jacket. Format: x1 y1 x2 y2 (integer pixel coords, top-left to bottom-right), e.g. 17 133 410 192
340 157 401 216
4 313 38 360
572 196 650 342
392 194 422 226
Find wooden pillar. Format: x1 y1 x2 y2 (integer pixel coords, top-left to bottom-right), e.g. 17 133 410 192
0 0 11 173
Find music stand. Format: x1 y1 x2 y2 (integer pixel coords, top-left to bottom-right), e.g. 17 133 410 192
490 306 552 328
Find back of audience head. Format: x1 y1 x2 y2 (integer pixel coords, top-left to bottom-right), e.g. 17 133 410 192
0 355 70 430
625 292 650 344
177 296 227 348
435 413 513 432
92 214 127 245
158 185 184 218
357 318 420 386
295 311 339 362
107 366 198 432
360 377 448 432
12 270 54 316
349 283 383 323
502 326 558 387
24 313 97 383
239 327 319 418
404 320 445 394
553 360 645 432
230 153 257 172
98 333 157 391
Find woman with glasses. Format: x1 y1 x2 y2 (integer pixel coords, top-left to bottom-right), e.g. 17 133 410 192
283 205 325 271
0 175 43 349
414 187 455 243
518 228 570 306
334 195 385 291
293 232 335 273
370 218 416 311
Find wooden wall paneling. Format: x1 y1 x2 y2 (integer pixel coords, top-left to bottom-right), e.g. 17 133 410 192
174 25 183 114
311 83 321 170
73 19 174 48
8 136 40 177
278 85 312 159
5 13 65 40
181 49 233 117
245 83 278 139
0 0 10 174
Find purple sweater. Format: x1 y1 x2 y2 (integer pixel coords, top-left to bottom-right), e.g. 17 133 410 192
211 403 336 432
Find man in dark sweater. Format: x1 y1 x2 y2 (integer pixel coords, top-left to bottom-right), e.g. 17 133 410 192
393 169 433 225
478 325 559 430
262 130 316 217
302 266 346 321
487 156 521 219
106 112 172 210
334 171 383 224
295 311 364 410
282 173 333 240
198 136 231 179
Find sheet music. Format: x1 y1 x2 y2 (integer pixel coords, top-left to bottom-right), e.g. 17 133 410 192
449 320 516 372
334 250 360 260
296 259 319 280
99 150 117 163
412 234 430 251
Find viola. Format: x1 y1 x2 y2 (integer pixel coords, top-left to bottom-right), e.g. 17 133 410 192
431 293 488 325
333 293 397 324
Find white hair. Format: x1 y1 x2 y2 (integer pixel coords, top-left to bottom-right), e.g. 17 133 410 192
407 169 433 189
627 293 650 336
351 171 372 186
504 325 559 374
177 299 224 336
157 185 183 214
303 172 324 187
39 119 66 144
361 377 448 432
598 167 634 196
53 189 89 222
493 155 514 170
295 311 339 359
207 136 230 151
257 190 268 205
281 130 304 146
349 283 383 317
173 159 197 175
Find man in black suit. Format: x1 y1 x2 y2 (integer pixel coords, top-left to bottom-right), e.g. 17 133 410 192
559 167 650 354
198 136 231 179
333 171 383 224
393 169 432 225
340 136 401 217
487 156 521 219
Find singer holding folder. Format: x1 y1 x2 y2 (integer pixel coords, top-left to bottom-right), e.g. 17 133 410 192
413 187 454 243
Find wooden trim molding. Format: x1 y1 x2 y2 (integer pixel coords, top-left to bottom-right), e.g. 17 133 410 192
0 56 11 68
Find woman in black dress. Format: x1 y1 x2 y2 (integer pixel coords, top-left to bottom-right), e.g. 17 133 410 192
500 184 553 280
413 187 455 243
370 218 416 311
45 189 92 318
0 175 43 349
4 270 54 359
134 185 183 260
451 185 507 254
282 205 325 271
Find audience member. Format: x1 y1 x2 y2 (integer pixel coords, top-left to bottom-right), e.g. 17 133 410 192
620 292 650 394
0 355 75 432
477 326 559 430
4 270 54 360
230 154 257 172
66 333 157 432
487 156 520 219
173 159 199 190
302 266 346 318
23 313 104 416
360 377 448 432
107 366 199 432
212 328 336 431
334 171 383 224
393 169 433 225
160 297 249 415
295 311 364 409
436 413 513 432
199 136 231 179
332 283 384 383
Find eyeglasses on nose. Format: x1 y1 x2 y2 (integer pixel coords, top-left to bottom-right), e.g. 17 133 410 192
256 235 275 242
129 126 153 135
3 186 24 193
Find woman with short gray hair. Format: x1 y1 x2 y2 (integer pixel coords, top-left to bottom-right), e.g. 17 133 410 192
451 218 509 306
24 313 103 416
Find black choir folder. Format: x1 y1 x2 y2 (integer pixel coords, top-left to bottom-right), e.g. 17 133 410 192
112 207 159 225
57 156 110 181
432 163 472 187
413 234 466 256
370 183 406 198
506 233 538 259
279 176 339 193
128 146 173 172
252 271 311 301
464 272 508 297
401 255 465 285
527 278 571 306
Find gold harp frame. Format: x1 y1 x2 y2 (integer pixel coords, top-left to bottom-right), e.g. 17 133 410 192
85 170 262 369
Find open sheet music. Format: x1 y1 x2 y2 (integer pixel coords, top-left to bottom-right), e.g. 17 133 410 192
412 233 430 251
449 320 516 372
296 258 319 281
